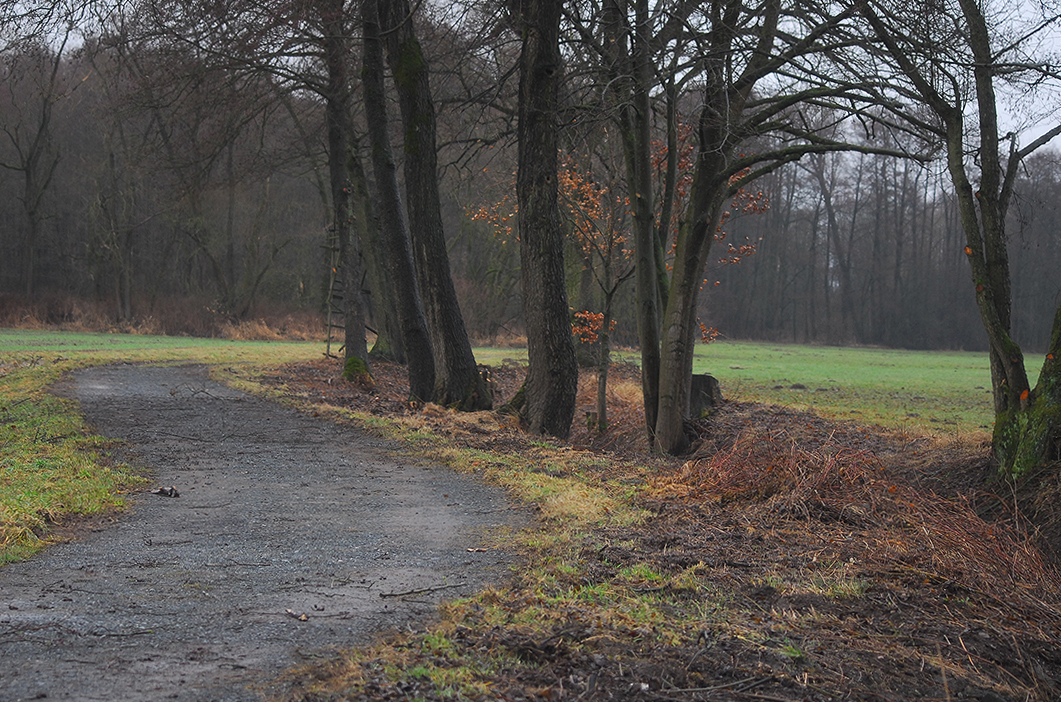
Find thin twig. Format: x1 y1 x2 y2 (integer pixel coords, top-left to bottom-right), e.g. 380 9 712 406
379 582 466 598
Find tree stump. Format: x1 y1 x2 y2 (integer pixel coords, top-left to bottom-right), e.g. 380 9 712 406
689 374 724 418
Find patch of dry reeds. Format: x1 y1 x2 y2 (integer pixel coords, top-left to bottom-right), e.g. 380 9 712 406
654 431 1061 619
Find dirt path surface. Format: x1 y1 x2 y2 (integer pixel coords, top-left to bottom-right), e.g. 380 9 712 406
0 364 526 702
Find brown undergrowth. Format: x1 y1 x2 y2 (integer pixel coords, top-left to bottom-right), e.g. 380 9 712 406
259 357 1061 702
0 292 323 339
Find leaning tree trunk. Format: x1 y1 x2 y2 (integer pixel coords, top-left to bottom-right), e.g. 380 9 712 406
860 0 1061 477
950 0 1057 477
362 0 435 402
515 0 578 438
321 0 368 377
950 127 1058 476
380 0 492 410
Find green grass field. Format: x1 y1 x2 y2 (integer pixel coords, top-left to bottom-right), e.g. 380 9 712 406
692 341 1008 433
476 340 1003 434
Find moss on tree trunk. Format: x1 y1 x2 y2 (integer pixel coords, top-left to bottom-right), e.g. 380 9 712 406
995 357 1061 478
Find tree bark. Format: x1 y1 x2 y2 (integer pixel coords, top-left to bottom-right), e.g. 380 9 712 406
362 0 435 402
652 0 781 454
320 0 369 372
602 0 660 442
516 0 578 437
379 0 492 410
346 133 406 364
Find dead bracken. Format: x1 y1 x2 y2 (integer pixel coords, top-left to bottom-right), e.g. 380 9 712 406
263 357 1061 702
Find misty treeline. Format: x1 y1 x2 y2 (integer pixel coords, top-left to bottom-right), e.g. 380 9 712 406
2 0 1061 470
708 151 1061 354
3 0 1057 352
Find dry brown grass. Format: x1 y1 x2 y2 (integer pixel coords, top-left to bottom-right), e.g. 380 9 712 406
652 429 1061 622
0 293 324 340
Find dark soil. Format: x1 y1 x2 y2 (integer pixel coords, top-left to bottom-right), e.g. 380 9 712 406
263 358 1061 702
0 364 526 702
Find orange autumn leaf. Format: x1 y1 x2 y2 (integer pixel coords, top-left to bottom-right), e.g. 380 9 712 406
1021 389 1030 401
964 246 973 255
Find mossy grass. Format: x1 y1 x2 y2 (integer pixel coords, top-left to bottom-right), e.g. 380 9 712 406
0 329 321 562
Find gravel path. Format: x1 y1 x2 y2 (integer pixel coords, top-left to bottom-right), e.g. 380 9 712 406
0 364 525 702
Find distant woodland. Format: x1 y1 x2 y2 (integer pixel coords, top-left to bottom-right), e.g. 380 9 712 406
2 2 1059 353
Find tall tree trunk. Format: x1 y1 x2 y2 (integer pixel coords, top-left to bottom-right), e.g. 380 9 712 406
603 0 660 442
347 135 406 364
953 0 1054 476
362 0 435 401
515 0 578 437
653 44 740 454
321 0 368 372
654 158 725 454
379 0 492 410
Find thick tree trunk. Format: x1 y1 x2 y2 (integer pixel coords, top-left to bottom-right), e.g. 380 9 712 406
346 134 406 364
654 193 723 454
321 0 369 373
362 0 435 401
379 0 491 410
516 0 578 438
994 357 1061 478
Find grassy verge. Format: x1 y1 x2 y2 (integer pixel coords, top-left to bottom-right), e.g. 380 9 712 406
0 330 321 562
4 331 999 563
260 371 1058 702
3 329 1057 700
266 410 674 700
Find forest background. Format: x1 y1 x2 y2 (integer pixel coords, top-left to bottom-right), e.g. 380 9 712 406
4 0 1060 353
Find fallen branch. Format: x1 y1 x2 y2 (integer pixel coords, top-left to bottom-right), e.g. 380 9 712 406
379 583 466 598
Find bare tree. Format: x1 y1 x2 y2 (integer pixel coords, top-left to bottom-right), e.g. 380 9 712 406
861 0 1061 477
644 2 917 453
319 0 369 372
379 0 492 409
0 31 73 296
515 0 578 437
362 0 436 401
